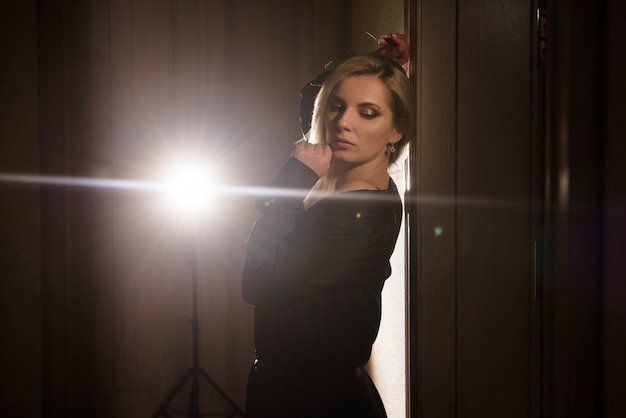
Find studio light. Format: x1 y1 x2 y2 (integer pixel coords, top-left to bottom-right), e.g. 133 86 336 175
153 157 244 418
161 160 216 217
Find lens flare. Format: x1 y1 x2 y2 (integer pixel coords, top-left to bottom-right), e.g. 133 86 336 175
161 162 215 217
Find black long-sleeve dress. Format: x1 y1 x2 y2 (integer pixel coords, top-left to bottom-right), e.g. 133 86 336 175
242 157 403 418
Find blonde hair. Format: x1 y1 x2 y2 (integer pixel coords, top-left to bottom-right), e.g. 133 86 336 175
304 53 415 207
309 53 415 165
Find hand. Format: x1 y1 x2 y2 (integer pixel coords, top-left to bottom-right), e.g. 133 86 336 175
291 142 332 177
376 33 410 67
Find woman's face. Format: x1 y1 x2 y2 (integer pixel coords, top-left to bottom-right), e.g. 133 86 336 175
325 75 402 167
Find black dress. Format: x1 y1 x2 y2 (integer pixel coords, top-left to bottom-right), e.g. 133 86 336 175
242 157 403 418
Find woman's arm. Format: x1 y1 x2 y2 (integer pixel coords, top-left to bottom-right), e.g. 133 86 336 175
241 157 319 304
245 188 403 365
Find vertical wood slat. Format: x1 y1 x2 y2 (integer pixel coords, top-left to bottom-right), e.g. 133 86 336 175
547 1 605 417
413 0 458 416
411 1 536 417
456 1 532 416
602 2 626 417
0 1 42 417
39 0 70 415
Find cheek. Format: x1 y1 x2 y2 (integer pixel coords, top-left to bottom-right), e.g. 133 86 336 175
324 116 335 130
326 111 341 125
367 124 395 142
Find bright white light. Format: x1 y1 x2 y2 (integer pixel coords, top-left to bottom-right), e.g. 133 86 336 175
161 161 215 217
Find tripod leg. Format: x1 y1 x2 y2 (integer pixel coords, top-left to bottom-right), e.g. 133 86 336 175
152 369 193 418
199 369 246 417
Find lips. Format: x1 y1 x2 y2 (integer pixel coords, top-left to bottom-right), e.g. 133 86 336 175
331 138 354 150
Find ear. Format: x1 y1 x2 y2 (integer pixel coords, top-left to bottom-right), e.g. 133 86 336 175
390 128 404 145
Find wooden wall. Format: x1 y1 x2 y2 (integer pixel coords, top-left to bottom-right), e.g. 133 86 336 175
0 1 42 417
36 1 347 416
407 0 626 417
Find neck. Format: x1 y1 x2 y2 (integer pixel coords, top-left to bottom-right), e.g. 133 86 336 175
330 157 390 191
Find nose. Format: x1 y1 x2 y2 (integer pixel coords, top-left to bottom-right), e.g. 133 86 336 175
337 108 354 131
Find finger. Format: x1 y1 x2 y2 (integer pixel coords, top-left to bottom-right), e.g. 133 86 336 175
388 34 409 52
390 33 407 44
303 142 317 153
377 36 395 46
385 36 398 47
291 142 308 157
378 33 404 45
391 33 407 41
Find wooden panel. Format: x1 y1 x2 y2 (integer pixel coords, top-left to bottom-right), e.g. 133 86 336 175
414 0 458 417
410 0 536 417
39 0 349 416
0 1 42 417
38 0 71 414
102 0 252 414
546 0 605 417
456 0 532 416
603 1 626 416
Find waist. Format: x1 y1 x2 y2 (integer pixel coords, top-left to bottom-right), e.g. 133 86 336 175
251 357 363 380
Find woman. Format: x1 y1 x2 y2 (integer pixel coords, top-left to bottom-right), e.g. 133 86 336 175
241 37 415 418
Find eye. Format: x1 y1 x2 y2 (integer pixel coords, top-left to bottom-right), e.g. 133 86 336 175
328 100 344 113
359 108 380 120
360 110 378 120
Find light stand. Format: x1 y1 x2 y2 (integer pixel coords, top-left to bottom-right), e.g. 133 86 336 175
152 237 245 418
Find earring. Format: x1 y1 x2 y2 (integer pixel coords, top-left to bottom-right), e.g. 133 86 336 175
388 142 396 153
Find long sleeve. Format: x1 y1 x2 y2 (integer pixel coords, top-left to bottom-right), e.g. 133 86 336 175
241 157 319 305
241 162 403 367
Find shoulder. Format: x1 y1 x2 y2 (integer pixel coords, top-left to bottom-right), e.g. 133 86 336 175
335 180 379 192
327 180 402 218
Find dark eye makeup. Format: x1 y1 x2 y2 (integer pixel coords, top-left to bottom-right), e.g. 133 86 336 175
328 96 381 120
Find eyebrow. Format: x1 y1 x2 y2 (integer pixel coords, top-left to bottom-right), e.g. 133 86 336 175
329 95 383 110
357 102 382 110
